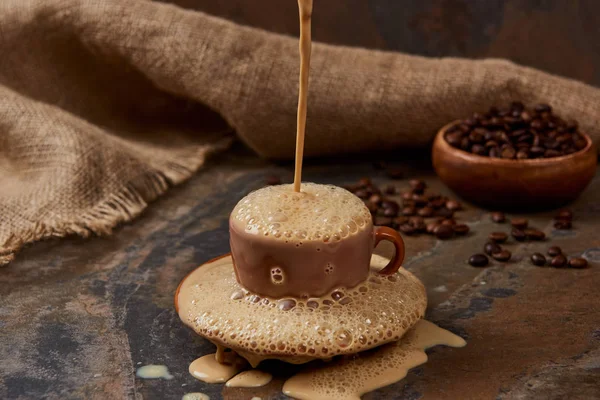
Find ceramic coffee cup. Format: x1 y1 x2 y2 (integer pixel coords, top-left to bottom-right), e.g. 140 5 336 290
229 185 405 298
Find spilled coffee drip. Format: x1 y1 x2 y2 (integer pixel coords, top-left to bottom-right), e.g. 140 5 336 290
177 254 427 366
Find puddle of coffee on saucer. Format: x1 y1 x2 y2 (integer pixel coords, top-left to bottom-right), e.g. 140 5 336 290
176 0 466 398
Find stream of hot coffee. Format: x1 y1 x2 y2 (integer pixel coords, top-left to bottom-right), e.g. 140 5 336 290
293 0 313 192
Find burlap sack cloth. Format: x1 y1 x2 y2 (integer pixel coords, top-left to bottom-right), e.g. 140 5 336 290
1 0 599 265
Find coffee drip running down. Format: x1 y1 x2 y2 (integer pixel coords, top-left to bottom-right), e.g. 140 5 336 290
176 0 466 398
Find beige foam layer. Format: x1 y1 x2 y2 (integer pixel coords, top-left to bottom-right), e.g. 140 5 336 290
231 183 371 242
177 254 427 364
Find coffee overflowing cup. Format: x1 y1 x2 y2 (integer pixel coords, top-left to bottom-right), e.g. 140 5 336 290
229 183 405 298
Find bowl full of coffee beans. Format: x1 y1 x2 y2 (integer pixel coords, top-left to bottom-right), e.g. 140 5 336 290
432 102 596 209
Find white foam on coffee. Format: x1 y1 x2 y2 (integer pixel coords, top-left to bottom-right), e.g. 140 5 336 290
231 183 372 242
177 255 427 364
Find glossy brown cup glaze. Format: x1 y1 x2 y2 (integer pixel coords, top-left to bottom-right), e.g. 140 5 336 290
229 218 405 299
433 122 597 209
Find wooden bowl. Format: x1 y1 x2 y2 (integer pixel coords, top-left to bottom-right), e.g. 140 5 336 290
432 122 597 209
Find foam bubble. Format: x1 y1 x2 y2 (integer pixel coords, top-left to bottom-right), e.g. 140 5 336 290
178 255 427 364
231 184 371 243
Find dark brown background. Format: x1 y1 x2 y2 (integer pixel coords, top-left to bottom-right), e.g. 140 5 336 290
161 0 600 87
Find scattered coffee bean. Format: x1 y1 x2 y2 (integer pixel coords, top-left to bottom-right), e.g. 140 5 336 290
441 219 456 226
433 224 454 239
568 257 588 269
484 242 502 256
399 224 417 235
469 254 489 267
426 222 439 234
492 249 512 262
402 207 416 216
384 185 397 195
491 212 506 223
418 207 434 217
550 255 567 268
554 220 572 230
369 194 382 205
435 207 454 218
265 175 281 185
524 228 545 241
383 207 399 217
375 216 394 227
355 189 370 199
547 246 562 257
393 216 408 226
365 201 378 214
511 218 528 229
445 103 586 159
488 232 508 243
556 209 573 220
453 224 470 235
530 253 547 266
409 179 426 194
511 228 527 241
446 200 462 211
359 177 372 187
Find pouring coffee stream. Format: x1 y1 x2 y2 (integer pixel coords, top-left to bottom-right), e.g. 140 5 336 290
293 0 312 192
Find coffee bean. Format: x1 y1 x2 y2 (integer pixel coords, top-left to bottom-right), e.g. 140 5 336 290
266 175 281 185
409 179 426 194
375 216 394 227
399 224 417 235
393 216 408 227
401 192 412 201
418 207 434 217
426 222 439 234
484 242 502 256
469 254 489 267
491 212 506 223
510 218 528 229
554 220 572 230
524 228 545 241
511 228 527 241
446 200 462 211
492 249 511 262
434 224 454 239
453 224 470 235
568 257 588 269
488 232 508 243
550 255 567 268
355 189 370 199
428 198 446 209
556 209 573 220
359 177 372 187
435 207 454 218
530 253 547 266
369 194 382 205
383 207 398 217
409 216 425 226
386 169 404 180
547 246 562 257
411 194 428 207
441 219 456 226
381 200 399 210
402 207 416 216
384 185 397 195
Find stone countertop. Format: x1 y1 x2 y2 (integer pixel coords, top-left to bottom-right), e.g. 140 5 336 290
1 147 599 400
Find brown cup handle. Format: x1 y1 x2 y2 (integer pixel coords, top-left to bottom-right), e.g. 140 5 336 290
373 226 405 275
